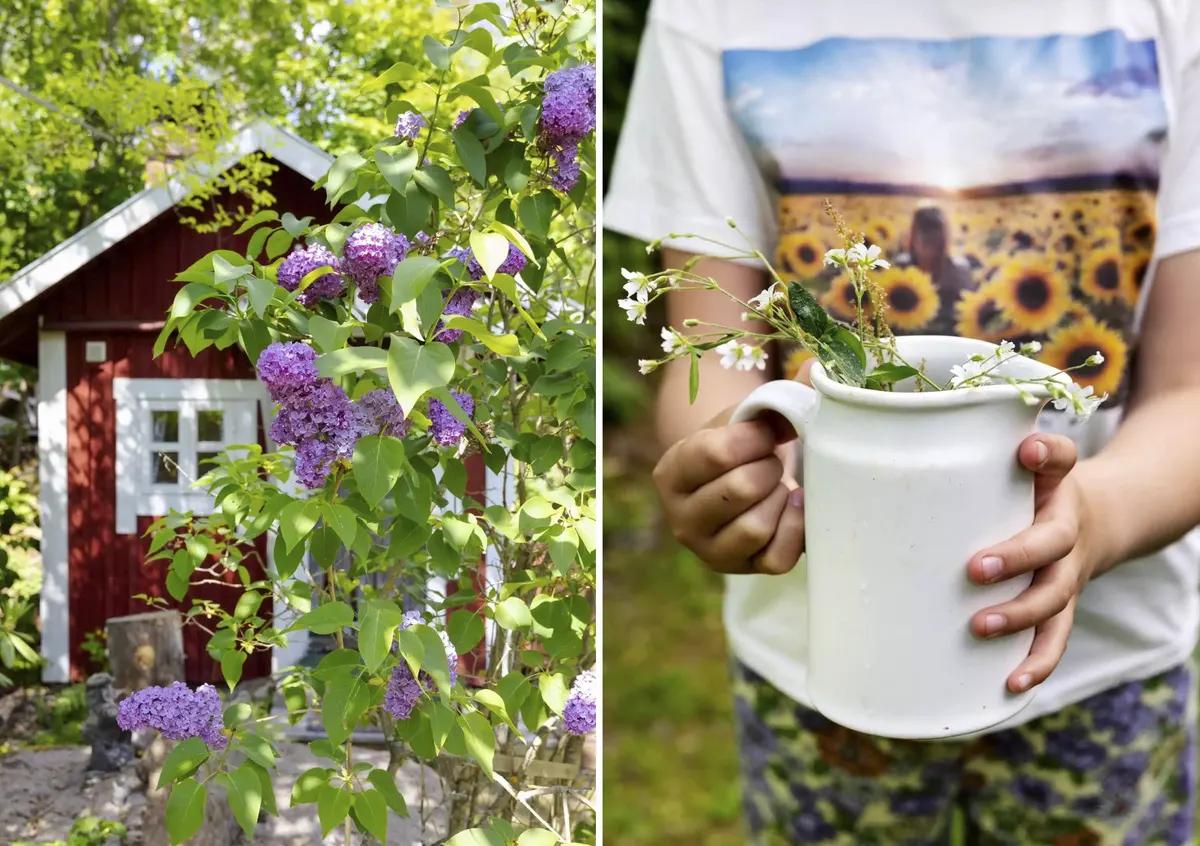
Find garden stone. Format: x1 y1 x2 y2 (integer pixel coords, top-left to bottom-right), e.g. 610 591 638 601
81 672 133 771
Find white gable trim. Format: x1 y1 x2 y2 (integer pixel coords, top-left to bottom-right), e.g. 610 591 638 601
0 121 331 323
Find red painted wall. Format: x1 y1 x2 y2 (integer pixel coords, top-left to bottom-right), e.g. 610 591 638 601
39 162 329 683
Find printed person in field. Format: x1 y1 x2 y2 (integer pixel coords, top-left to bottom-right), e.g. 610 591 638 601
607 1 1200 843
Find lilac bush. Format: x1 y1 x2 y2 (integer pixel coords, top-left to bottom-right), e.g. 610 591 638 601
147 3 596 843
116 682 227 749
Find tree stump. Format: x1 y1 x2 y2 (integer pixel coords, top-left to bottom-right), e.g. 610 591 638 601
107 611 185 690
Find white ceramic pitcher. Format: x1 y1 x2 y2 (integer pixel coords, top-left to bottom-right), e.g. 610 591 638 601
730 335 1070 739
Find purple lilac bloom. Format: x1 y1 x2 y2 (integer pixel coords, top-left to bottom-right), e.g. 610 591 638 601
449 243 527 281
414 230 435 251
345 224 409 304
1044 727 1107 771
428 391 475 446
453 109 472 130
357 388 409 438
116 682 227 749
256 342 320 402
562 669 596 735
550 142 581 192
277 244 345 306
539 65 596 144
269 380 371 488
394 110 427 142
434 289 480 342
539 65 595 192
383 612 458 720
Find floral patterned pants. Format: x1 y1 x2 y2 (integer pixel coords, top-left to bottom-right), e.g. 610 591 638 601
733 659 1197 846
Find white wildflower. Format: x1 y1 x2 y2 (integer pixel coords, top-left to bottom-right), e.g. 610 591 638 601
716 340 741 370
747 283 785 311
618 297 647 325
824 248 849 267
949 358 993 388
859 243 890 269
997 340 1016 357
637 359 656 375
1052 382 1105 419
621 268 656 301
660 327 683 354
1086 352 1105 366
737 345 769 371
1020 340 1043 355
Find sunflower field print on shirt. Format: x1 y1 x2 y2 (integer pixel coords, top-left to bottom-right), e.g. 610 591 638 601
723 29 1166 406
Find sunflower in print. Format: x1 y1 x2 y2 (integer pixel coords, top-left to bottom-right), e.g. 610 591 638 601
1079 244 1138 306
1041 314 1128 399
876 265 940 331
992 253 1072 333
955 282 1014 342
820 274 872 322
777 231 827 279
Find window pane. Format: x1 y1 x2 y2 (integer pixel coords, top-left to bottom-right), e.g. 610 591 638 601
152 451 179 484
198 450 220 470
197 410 224 442
152 410 179 443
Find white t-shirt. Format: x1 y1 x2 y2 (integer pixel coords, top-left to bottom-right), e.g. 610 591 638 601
607 0 1200 728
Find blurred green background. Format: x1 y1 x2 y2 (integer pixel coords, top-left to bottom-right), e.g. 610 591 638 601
602 3 745 843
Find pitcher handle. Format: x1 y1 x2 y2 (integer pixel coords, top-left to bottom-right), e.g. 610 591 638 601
729 380 819 443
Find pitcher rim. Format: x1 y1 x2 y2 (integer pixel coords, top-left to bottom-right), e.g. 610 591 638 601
809 335 1072 411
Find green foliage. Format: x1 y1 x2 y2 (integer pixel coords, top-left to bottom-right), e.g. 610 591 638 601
11 814 129 846
142 1 596 842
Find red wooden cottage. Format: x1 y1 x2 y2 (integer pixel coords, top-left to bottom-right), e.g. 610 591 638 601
0 123 335 684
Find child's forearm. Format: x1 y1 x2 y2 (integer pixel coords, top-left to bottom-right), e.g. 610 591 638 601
1074 384 1200 575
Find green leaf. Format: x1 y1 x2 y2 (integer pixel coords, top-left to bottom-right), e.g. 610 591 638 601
265 229 293 260
447 610 485 654
517 830 561 846
474 689 517 731
452 128 487 186
490 274 543 337
166 778 207 846
279 499 320 551
468 231 510 281
308 314 352 354
220 649 246 691
495 596 532 630
157 737 209 789
243 275 276 318
390 256 442 307
290 767 330 806
688 352 700 404
322 666 372 745
538 672 570 715
823 327 867 387
241 733 277 769
316 346 388 378
358 599 404 673
170 282 218 319
518 193 556 241
227 763 263 838
248 761 277 816
440 316 520 355
323 502 358 549
460 711 495 778
367 769 409 816
787 282 829 337
317 784 353 837
446 830 506 846
293 601 354 635
352 435 408 509
353 788 389 842
235 209 278 234
376 146 419 194
866 362 919 388
413 164 456 206
324 152 366 205
488 221 537 268
386 336 455 414
423 34 451 69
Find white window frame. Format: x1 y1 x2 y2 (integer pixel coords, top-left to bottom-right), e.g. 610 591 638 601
113 378 269 534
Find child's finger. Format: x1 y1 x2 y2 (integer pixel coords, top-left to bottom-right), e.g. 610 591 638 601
970 558 1082 638
750 488 806 575
1018 434 1077 504
966 517 1077 584
682 456 784 533
703 484 790 572
1006 600 1076 692
660 420 778 493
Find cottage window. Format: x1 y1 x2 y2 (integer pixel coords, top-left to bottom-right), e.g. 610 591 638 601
113 379 268 534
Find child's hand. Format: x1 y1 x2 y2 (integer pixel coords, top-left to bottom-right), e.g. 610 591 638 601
966 433 1095 694
652 413 806 574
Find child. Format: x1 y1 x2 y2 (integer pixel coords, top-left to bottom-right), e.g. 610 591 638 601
607 2 1200 842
